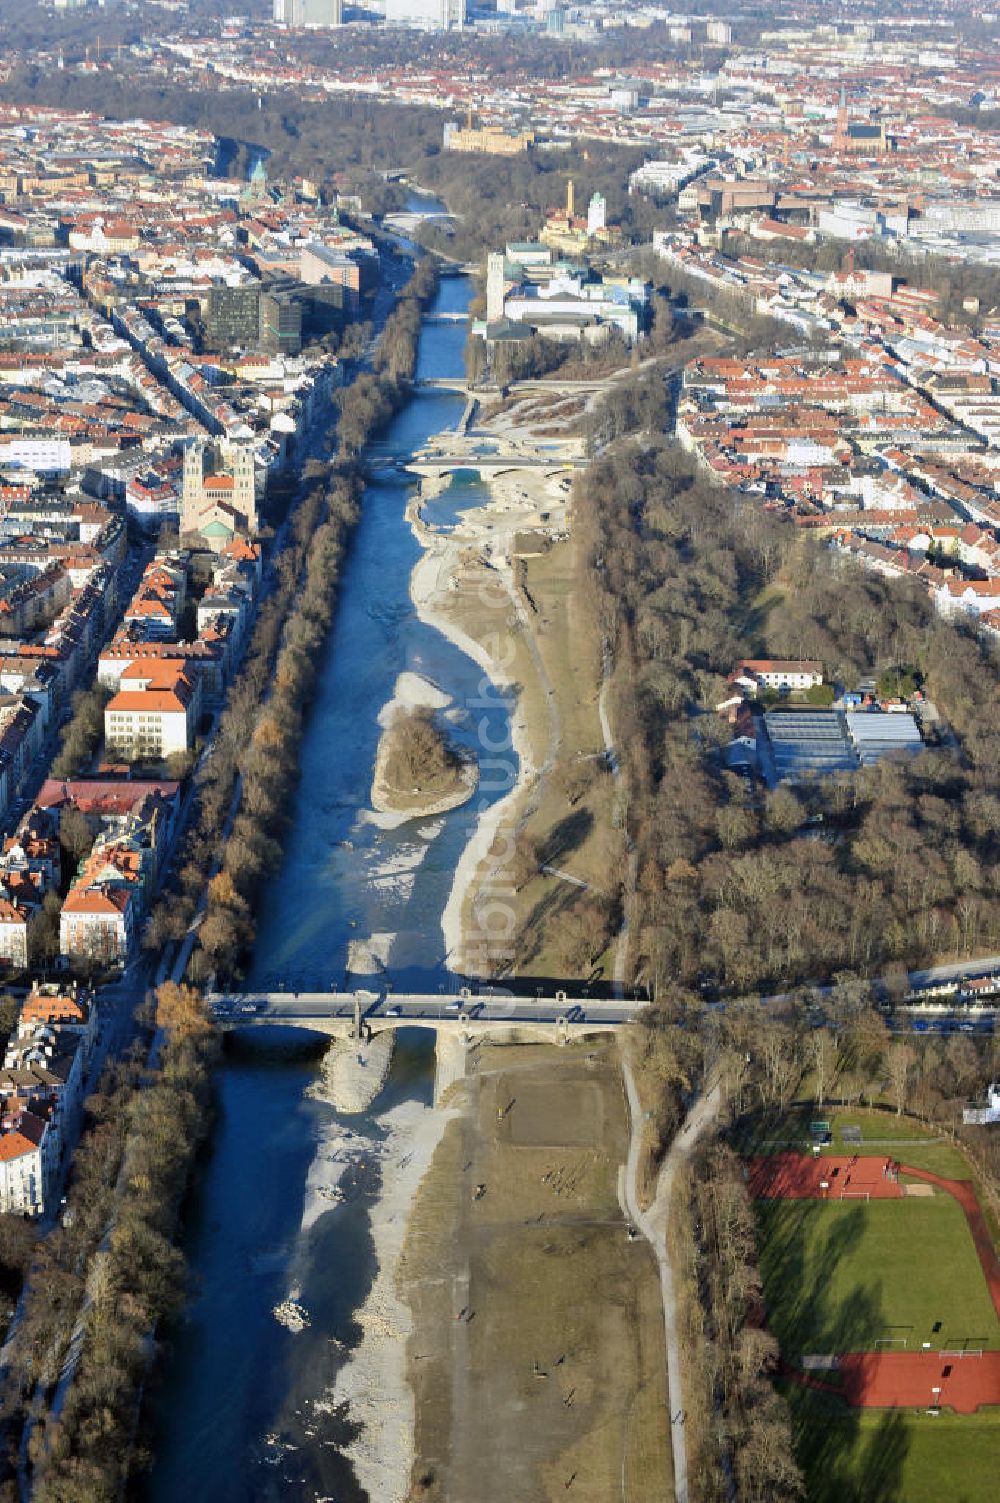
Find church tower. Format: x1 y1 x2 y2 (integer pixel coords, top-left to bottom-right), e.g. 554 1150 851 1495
181 440 204 536
230 440 257 531
833 86 850 153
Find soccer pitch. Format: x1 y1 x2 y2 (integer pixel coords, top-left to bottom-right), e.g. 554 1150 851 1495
783 1384 1000 1503
755 1197 1000 1357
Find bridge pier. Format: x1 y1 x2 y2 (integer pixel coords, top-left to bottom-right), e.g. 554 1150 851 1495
555 992 569 1046
351 994 372 1042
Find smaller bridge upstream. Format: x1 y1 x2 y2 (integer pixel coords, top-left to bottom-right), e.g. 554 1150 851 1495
209 988 643 1042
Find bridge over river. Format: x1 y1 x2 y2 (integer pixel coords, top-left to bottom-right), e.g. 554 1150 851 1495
209 988 643 1042
406 452 584 477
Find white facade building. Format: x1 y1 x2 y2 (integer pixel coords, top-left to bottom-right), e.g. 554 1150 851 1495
384 0 465 28
0 1110 52 1216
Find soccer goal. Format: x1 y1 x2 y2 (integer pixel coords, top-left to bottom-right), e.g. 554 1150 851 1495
840 1190 871 1201
875 1335 909 1350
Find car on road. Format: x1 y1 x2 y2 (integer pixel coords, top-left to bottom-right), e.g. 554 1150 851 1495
386 1006 401 1017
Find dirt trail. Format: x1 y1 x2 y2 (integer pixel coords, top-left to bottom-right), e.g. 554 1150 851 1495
622 1059 722 1503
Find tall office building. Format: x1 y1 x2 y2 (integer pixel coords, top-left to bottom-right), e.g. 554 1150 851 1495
486 252 506 325
273 0 343 25
205 284 302 357
206 285 261 351
384 0 465 30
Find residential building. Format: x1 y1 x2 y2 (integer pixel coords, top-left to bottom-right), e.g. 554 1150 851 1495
105 661 201 761
735 660 825 693
0 1107 51 1216
59 879 135 967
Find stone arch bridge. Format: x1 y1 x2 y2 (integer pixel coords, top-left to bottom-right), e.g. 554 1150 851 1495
209 988 641 1045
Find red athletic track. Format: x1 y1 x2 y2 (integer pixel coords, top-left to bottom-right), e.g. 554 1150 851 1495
745 1153 903 1200
751 1150 1000 1411
793 1351 1000 1414
745 1153 1000 1321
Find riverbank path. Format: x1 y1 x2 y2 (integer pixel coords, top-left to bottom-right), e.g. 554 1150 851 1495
622 1057 723 1503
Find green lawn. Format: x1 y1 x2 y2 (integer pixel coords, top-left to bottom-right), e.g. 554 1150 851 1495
783 1382 1000 1503
756 1198 1000 1356
740 1105 974 1180
824 1112 972 1177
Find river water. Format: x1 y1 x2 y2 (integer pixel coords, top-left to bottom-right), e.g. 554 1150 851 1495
144 266 511 1500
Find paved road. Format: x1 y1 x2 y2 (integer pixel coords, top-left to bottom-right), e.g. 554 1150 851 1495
622 1060 722 1503
212 990 642 1027
756 953 1000 1013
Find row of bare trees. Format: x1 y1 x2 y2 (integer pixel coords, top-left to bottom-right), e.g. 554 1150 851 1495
693 1142 803 1503
142 259 438 983
0 1047 143 1496
22 988 217 1502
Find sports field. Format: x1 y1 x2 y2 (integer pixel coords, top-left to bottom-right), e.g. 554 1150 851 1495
783 1383 1000 1503
756 1196 1000 1357
743 1107 1000 1500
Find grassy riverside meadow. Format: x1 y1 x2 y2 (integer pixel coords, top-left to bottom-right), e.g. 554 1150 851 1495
415 386 624 980
399 1039 671 1502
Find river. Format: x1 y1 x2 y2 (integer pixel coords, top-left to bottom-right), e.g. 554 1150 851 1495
144 254 511 1500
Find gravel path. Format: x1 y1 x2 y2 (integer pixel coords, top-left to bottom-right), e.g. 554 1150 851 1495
622 1057 722 1503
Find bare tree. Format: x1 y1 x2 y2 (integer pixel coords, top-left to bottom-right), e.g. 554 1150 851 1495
808 1028 839 1108
887 1042 916 1117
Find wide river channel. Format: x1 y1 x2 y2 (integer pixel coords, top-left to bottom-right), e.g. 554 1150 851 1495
144 266 512 1501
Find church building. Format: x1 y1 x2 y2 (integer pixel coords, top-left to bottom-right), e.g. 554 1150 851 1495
181 439 258 550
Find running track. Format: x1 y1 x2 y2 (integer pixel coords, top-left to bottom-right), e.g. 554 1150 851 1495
746 1153 903 1202
750 1150 1000 1410
795 1351 1000 1413
747 1154 1000 1322
900 1165 1000 1323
